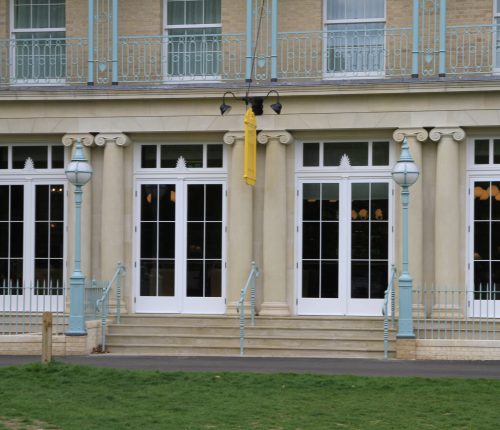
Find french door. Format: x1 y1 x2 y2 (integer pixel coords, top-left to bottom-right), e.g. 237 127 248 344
135 180 226 314
297 179 391 315
0 181 66 311
469 179 500 317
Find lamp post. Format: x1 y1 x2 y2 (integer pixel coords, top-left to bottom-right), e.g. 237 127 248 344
391 137 420 338
65 138 93 335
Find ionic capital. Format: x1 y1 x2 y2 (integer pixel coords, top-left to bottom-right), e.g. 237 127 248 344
62 133 94 147
257 130 294 145
95 133 131 147
223 131 245 145
393 128 428 143
429 127 466 143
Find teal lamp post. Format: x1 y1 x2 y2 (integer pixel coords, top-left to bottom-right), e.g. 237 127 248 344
392 137 419 338
65 139 93 335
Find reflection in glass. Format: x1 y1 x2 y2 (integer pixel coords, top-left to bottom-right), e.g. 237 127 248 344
158 261 175 296
140 261 157 296
303 183 320 220
370 262 387 299
303 143 319 167
159 184 176 221
206 184 222 221
351 261 369 298
303 222 320 259
474 139 489 164
321 261 338 298
187 261 204 297
207 145 223 168
372 141 389 166
302 261 320 298
322 183 339 221
141 223 157 259
141 145 157 168
205 261 221 297
51 146 64 169
188 185 204 221
141 185 158 221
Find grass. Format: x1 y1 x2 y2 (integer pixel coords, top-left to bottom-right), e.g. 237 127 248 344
0 362 498 430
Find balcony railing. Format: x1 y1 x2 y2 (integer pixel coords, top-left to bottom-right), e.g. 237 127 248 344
0 24 499 86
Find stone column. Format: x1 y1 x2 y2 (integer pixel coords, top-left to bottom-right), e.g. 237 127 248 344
257 130 293 316
429 127 465 303
62 134 94 283
223 131 254 314
95 133 131 312
392 128 428 292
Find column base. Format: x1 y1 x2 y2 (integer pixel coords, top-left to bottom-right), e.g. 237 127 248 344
259 302 290 317
225 301 240 316
396 337 416 360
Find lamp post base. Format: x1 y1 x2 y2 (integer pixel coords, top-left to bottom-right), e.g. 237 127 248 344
66 272 87 336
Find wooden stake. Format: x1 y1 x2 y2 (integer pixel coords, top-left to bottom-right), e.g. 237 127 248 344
41 312 53 364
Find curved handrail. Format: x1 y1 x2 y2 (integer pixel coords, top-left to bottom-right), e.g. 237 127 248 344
382 264 397 360
96 262 126 352
237 261 259 356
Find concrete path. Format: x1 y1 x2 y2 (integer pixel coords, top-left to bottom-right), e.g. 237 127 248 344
0 355 499 379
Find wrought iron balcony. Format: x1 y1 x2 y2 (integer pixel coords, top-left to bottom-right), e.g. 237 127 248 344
0 24 499 87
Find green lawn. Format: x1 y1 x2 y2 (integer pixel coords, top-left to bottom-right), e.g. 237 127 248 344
0 362 498 430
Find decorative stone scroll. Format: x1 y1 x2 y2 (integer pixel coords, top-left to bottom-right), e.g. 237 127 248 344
62 133 94 147
95 133 131 147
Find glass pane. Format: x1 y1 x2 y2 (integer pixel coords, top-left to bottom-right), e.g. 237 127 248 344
50 3 65 28
186 0 203 25
158 260 175 296
161 145 203 168
492 222 500 260
0 147 7 169
321 261 338 298
324 142 368 166
351 261 369 298
32 4 50 28
141 185 158 221
11 185 24 221
492 182 500 220
322 183 339 221
474 222 490 261
167 0 185 25
10 259 23 285
474 139 489 164
35 222 49 258
372 141 389 166
14 4 31 28
494 140 500 164
474 182 490 221
36 185 49 221
302 222 320 259
10 222 23 258
141 145 157 168
140 261 157 296
50 185 64 221
204 0 221 24
492 262 500 296
303 143 319 167
51 146 64 168
158 223 175 259
303 183 320 220
207 145 223 167
370 262 387 299
13 146 48 169
35 259 48 285
206 184 222 221
205 261 221 297
321 222 338 259
352 183 370 219
188 185 204 221
0 224 7 257
49 259 63 288
371 222 388 259
159 184 176 222
141 223 157 259
0 186 8 221
371 183 388 220
0 260 7 284
205 223 222 259
49 222 63 258
351 222 369 259
187 222 203 258
187 261 204 297
302 261 319 298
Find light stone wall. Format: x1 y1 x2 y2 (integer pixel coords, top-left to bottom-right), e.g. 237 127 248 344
66 0 87 38
416 339 500 360
0 1 8 39
447 0 493 26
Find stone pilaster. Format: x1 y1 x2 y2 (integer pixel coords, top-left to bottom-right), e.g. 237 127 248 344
257 130 294 316
62 134 94 287
429 127 465 302
95 133 131 312
392 128 428 292
223 131 254 314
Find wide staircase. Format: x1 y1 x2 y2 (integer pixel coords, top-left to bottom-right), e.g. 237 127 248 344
105 315 396 359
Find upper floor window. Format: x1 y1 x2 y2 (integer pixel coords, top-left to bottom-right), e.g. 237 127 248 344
11 0 66 82
0 144 64 170
139 143 224 170
165 0 221 79
472 138 500 166
325 0 385 76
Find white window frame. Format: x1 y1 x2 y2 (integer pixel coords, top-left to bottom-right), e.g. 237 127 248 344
163 0 222 82
323 0 386 79
0 142 67 311
295 139 395 316
10 0 66 85
133 142 227 314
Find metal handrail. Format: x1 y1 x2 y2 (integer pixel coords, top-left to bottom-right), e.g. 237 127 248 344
96 262 126 352
237 261 259 356
382 264 397 360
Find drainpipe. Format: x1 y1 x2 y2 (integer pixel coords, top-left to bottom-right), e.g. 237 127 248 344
438 0 447 77
111 0 118 84
411 0 419 78
87 0 94 85
246 0 253 82
271 0 278 81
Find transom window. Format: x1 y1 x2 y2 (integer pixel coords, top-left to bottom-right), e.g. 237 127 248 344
325 0 385 76
0 144 64 170
140 144 224 169
165 0 221 78
473 138 500 165
301 141 389 168
11 0 66 82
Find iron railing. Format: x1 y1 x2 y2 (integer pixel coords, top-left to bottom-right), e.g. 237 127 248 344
413 286 500 340
382 265 397 359
0 281 67 335
237 261 259 356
